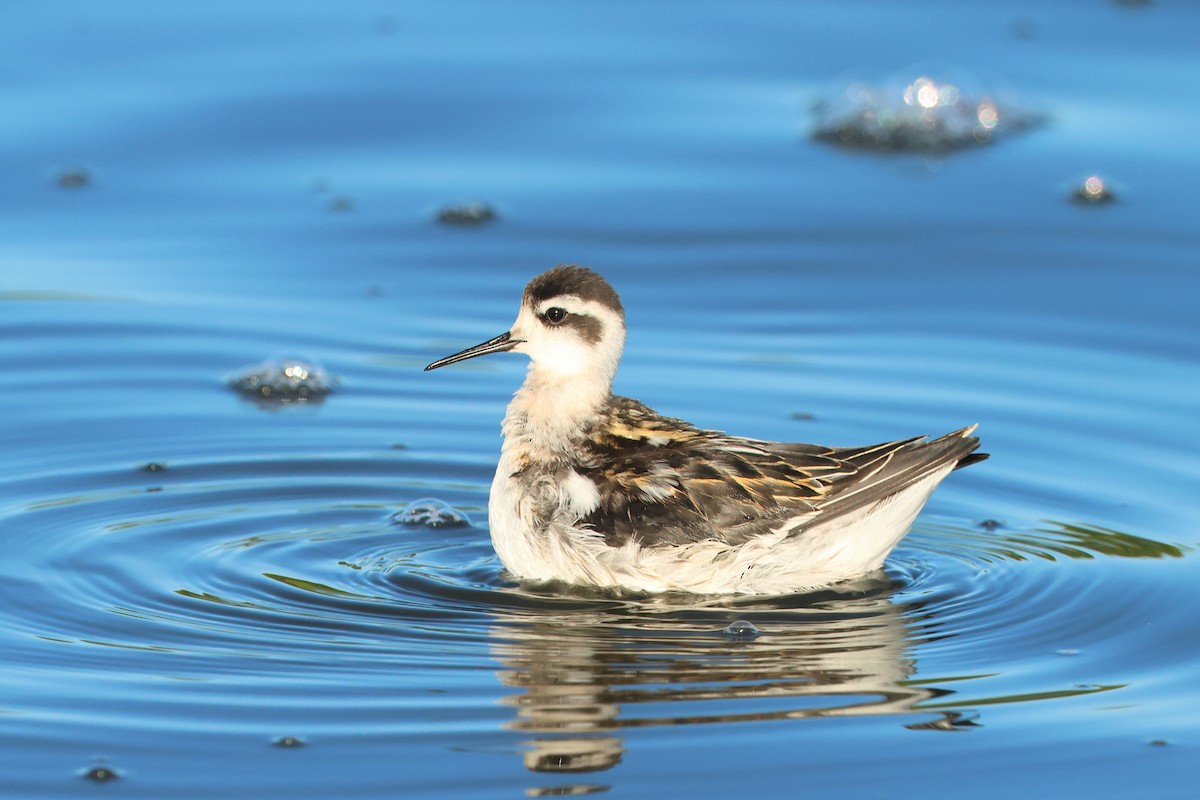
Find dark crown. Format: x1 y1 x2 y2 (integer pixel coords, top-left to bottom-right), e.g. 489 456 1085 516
523 265 624 317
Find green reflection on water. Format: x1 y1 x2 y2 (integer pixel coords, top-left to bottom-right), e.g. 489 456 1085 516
915 682 1125 710
1012 522 1185 561
175 590 265 609
263 572 361 599
916 519 1187 565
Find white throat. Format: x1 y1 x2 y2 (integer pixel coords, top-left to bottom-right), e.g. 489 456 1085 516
501 298 625 459
503 360 613 459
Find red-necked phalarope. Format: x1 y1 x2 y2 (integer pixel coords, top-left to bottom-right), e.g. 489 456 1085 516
425 265 986 595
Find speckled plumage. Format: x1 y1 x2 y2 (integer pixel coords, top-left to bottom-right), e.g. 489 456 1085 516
426 265 985 594
575 396 981 549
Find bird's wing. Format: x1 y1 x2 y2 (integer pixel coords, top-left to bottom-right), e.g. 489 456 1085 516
784 425 984 526
579 398 984 549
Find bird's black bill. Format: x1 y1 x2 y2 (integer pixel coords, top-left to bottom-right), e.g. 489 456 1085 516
424 331 521 371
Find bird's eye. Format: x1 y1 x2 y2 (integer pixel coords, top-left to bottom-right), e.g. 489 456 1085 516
544 307 567 324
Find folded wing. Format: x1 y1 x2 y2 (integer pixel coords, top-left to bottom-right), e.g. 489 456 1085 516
579 397 984 549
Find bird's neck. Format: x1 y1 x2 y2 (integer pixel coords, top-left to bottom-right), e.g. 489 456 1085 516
502 363 612 462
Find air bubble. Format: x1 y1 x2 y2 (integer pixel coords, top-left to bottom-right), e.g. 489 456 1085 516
81 763 121 782
392 498 472 528
1073 175 1116 204
812 67 1040 153
229 356 337 404
722 620 761 638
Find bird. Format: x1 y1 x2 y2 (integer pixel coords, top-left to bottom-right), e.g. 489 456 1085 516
425 265 986 595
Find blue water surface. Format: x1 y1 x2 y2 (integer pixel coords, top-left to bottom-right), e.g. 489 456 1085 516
2 1 1198 798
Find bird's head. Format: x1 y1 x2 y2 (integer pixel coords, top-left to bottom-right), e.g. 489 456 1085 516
425 265 626 388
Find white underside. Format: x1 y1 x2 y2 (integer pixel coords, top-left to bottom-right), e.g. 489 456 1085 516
488 459 956 595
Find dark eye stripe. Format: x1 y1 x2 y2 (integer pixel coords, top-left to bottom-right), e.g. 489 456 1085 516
539 305 603 343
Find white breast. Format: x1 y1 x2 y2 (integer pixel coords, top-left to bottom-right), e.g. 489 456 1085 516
488 455 611 585
488 459 957 595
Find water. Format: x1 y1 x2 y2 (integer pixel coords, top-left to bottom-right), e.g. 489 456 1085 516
2 1 1198 797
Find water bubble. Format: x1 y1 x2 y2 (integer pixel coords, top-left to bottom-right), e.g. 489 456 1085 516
437 202 497 226
229 356 337 404
1073 175 1116 204
812 67 1040 153
273 735 306 748
392 498 472 528
81 763 121 782
722 620 761 638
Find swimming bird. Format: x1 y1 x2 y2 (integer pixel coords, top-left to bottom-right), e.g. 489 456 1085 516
425 265 985 594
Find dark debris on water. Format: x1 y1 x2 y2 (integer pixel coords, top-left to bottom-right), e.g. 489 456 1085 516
56 167 91 189
527 784 611 797
906 711 982 732
273 736 307 748
437 202 497 226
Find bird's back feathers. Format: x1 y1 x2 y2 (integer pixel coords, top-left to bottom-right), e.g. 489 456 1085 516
575 396 984 549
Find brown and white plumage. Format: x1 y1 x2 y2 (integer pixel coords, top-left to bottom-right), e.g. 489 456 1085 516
426 265 985 594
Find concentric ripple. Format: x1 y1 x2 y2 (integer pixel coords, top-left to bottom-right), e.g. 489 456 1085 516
2 281 1197 799
4 0 1200 795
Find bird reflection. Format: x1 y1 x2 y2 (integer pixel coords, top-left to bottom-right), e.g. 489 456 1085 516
488 582 962 781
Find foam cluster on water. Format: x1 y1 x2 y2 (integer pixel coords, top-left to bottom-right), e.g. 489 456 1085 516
228 355 337 402
812 68 1039 153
